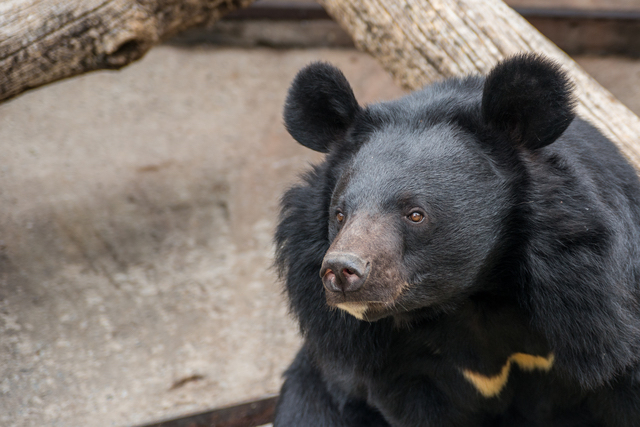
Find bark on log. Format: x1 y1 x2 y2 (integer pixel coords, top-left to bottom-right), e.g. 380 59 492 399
0 0 255 102
318 0 640 170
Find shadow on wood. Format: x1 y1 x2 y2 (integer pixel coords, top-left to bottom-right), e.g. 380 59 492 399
137 395 278 427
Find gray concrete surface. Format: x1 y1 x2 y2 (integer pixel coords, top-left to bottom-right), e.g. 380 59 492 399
0 44 638 427
0 46 404 427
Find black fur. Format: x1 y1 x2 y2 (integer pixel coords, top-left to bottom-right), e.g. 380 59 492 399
284 62 361 153
482 54 576 150
274 54 640 426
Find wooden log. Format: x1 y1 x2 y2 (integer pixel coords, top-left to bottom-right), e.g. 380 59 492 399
0 0 255 102
317 0 640 170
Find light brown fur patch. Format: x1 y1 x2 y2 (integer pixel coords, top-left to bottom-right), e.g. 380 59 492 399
336 302 369 320
461 353 555 398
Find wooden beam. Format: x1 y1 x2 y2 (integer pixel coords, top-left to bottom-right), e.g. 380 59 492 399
136 395 278 427
221 2 640 56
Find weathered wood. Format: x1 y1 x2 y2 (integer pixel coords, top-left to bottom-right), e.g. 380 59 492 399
0 0 255 102
136 395 278 427
318 0 640 170
200 2 640 56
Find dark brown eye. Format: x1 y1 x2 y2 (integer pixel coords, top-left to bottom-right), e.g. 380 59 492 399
408 211 425 223
336 212 345 223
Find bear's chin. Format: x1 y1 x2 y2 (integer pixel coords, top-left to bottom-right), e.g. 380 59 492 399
334 298 461 325
333 301 402 322
360 309 392 322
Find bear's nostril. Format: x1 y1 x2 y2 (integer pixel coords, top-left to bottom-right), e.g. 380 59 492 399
322 269 341 293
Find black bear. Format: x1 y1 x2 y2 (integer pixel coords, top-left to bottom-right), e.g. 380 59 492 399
273 54 640 426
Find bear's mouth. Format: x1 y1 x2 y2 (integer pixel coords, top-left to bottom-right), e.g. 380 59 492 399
324 273 412 321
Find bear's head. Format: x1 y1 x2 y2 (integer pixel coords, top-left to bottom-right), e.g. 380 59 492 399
283 54 575 323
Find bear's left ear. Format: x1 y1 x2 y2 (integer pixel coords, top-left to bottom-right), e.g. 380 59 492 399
481 54 576 150
284 62 361 153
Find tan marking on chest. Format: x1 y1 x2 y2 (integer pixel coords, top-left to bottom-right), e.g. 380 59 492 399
461 353 555 398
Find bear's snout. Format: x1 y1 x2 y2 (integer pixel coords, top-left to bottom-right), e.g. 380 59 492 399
321 252 370 294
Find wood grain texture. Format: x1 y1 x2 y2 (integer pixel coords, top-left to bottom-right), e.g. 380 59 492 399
318 0 640 170
0 0 256 102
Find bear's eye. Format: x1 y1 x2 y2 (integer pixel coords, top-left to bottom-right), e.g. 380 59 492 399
336 211 345 224
407 211 425 223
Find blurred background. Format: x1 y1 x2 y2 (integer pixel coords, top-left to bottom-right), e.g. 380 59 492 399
0 0 638 426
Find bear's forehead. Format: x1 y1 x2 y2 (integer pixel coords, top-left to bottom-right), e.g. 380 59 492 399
359 123 464 158
334 123 493 207
349 123 480 179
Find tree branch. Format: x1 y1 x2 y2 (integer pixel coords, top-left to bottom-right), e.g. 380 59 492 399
0 0 256 102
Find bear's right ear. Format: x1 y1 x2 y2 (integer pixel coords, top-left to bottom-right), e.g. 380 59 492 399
284 62 361 153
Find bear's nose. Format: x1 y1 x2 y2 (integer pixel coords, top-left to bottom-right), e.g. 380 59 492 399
320 253 370 294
